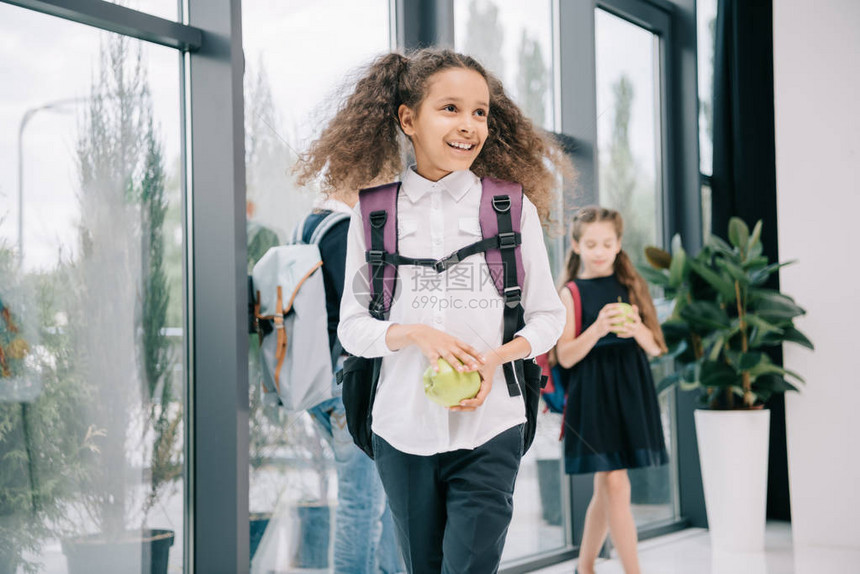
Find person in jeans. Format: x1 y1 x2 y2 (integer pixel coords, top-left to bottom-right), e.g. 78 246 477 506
303 194 403 574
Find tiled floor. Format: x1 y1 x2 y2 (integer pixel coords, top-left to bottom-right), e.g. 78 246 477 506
530 521 860 574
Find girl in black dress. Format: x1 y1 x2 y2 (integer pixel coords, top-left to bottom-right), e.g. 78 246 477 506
554 206 668 574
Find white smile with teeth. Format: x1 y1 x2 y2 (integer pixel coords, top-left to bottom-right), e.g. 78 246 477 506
448 141 475 150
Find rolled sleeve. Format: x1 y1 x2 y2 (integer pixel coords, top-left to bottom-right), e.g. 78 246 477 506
337 204 399 358
513 196 566 358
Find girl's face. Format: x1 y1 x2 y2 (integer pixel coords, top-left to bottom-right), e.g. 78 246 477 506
398 68 489 182
572 221 621 278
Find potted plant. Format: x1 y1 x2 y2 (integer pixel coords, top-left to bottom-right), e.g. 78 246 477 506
641 217 813 552
60 35 181 574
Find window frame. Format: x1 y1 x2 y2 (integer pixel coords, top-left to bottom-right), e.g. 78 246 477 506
3 0 250 572
2 0 705 571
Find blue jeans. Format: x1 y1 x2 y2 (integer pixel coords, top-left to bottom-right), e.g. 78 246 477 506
309 395 404 574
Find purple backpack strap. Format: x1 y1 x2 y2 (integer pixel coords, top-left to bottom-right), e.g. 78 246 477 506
359 182 401 318
479 177 525 297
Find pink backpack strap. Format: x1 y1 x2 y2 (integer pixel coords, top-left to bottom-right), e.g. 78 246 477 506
479 177 524 298
359 182 401 319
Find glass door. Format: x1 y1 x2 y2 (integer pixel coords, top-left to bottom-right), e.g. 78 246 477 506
584 1 679 534
0 3 187 572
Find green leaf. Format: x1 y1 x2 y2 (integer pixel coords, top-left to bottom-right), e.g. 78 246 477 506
738 351 765 370
749 288 798 304
708 337 726 362
645 246 672 270
745 313 785 335
752 292 806 322
749 240 764 259
780 326 814 350
753 373 800 393
750 260 797 285
742 255 770 270
671 233 684 255
675 362 701 391
700 360 740 388
729 217 750 250
665 339 690 359
747 220 763 256
669 246 687 288
716 258 749 285
680 380 702 392
688 259 737 302
748 360 806 384
706 235 735 256
638 264 671 287
757 323 814 350
680 301 732 332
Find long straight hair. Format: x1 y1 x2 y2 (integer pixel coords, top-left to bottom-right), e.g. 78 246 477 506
562 206 667 354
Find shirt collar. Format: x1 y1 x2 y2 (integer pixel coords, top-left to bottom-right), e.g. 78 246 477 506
401 166 479 204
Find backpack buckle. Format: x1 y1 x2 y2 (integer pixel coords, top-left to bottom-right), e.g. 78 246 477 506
492 195 511 213
503 286 521 306
498 231 517 249
434 253 460 273
367 250 385 265
369 211 387 228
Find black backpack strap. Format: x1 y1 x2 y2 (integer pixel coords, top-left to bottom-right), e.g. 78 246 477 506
297 208 351 368
359 183 401 320
309 210 350 245
492 194 527 398
368 210 388 320
364 233 522 273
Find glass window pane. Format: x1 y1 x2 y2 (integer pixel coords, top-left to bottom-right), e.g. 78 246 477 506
454 1 566 562
103 0 179 22
454 0 556 130
698 0 717 176
0 4 185 573
596 8 662 268
242 1 391 569
595 8 676 527
243 0 391 242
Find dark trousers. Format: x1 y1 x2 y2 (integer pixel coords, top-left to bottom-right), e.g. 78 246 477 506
372 425 524 574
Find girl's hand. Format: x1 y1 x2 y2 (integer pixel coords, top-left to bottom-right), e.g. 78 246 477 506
410 324 485 373
614 304 643 339
591 303 625 338
450 352 501 412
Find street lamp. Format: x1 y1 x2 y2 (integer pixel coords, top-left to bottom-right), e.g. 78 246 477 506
17 97 86 266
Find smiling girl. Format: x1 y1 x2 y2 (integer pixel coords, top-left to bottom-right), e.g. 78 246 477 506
554 206 668 574
296 49 572 573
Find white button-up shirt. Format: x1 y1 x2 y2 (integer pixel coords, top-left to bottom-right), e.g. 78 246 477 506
338 168 565 455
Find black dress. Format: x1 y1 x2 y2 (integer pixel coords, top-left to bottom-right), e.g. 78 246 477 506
560 274 669 475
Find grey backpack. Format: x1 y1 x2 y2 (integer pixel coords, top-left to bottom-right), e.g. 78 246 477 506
252 210 349 411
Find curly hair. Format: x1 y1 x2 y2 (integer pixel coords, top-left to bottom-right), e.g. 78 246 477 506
294 48 575 224
562 206 667 354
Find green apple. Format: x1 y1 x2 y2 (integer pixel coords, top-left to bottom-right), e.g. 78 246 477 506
423 358 481 408
611 302 637 334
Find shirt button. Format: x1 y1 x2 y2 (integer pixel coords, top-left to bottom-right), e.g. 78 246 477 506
434 316 443 325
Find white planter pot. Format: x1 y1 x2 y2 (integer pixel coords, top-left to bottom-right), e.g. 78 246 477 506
695 408 771 552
